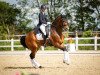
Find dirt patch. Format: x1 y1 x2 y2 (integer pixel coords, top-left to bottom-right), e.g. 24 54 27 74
0 54 100 75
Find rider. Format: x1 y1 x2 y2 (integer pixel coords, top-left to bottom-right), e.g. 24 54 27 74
37 4 49 47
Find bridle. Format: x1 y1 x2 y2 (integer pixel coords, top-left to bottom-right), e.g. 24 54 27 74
51 15 69 30
61 15 69 31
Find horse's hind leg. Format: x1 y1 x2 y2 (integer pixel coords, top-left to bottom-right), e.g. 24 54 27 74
30 51 42 68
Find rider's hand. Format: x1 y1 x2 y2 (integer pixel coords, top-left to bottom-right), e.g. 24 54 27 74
47 22 51 25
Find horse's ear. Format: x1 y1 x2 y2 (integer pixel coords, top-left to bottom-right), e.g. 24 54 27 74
61 14 66 19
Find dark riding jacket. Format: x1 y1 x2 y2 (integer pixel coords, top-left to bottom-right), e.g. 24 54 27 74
37 12 48 27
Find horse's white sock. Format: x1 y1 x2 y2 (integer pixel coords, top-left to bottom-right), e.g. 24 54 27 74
64 51 67 61
31 59 40 68
63 51 70 64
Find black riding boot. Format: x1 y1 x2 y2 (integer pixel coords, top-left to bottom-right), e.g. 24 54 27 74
43 35 47 47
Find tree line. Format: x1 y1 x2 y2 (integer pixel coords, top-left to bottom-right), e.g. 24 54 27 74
0 0 100 39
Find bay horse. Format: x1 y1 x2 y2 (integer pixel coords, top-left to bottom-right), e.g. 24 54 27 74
20 15 70 68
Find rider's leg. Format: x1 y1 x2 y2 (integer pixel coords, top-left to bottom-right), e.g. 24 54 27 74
40 25 47 46
40 24 46 35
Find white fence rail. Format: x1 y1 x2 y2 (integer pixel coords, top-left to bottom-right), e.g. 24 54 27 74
0 36 100 51
65 36 100 50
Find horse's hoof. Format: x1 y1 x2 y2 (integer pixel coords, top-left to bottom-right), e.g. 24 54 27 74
63 60 70 65
39 66 43 69
34 66 43 69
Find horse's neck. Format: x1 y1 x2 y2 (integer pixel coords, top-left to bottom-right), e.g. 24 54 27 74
56 26 63 35
51 26 63 37
51 16 63 36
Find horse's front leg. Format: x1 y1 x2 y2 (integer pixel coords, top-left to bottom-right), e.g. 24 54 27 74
60 44 70 65
57 43 70 64
51 41 67 51
50 42 70 64
63 51 70 65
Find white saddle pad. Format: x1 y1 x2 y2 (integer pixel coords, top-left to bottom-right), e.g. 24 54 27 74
36 33 43 40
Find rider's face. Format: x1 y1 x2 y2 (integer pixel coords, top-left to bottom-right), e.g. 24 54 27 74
41 8 46 12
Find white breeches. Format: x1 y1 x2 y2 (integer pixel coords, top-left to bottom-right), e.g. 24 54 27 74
40 24 46 35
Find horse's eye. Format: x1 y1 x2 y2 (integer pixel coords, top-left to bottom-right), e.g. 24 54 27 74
62 20 65 22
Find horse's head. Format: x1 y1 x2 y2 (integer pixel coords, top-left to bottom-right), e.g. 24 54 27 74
60 14 69 31
52 15 69 31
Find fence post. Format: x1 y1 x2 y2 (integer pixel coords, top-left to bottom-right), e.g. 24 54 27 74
94 35 97 50
11 38 14 51
75 31 78 50
41 46 44 51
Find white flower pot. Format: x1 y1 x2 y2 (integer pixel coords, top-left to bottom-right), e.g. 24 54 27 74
66 44 76 52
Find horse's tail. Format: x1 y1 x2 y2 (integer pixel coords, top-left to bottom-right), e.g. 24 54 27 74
20 36 28 48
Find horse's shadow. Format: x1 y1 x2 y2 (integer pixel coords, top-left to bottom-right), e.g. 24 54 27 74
4 67 40 75
4 66 67 70
4 66 35 69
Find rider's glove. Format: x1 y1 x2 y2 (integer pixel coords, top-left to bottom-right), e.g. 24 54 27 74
47 22 51 25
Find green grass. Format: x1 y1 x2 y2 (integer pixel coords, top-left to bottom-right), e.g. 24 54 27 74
78 46 94 50
0 38 100 51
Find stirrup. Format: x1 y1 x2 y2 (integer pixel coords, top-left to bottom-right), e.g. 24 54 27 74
43 35 47 47
44 44 46 47
43 40 47 47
